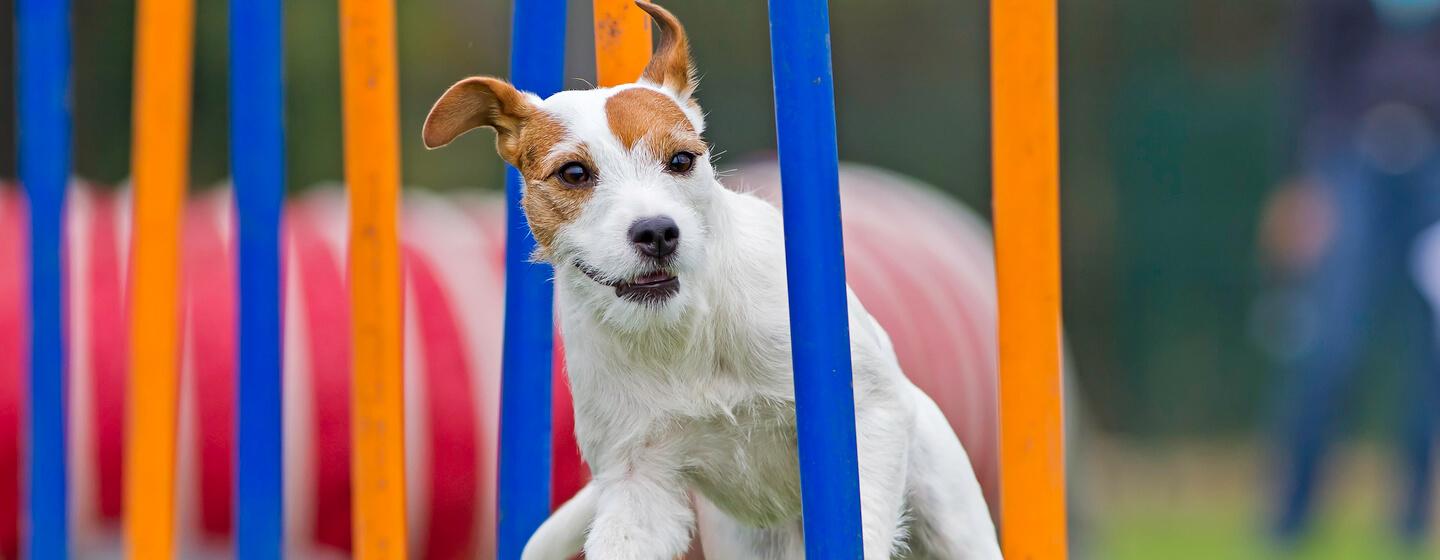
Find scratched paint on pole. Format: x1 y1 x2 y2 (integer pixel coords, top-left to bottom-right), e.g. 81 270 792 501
593 0 651 87
339 0 409 555
126 0 195 555
991 0 1068 558
17 0 73 556
231 0 287 555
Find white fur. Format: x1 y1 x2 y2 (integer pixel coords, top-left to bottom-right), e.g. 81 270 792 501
517 81 1002 560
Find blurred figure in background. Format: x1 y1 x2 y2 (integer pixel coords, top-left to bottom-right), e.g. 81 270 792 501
1258 0 1440 548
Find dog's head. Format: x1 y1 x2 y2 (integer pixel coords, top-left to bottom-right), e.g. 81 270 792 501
424 1 713 322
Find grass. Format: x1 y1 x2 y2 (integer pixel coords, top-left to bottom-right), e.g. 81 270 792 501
1083 439 1438 560
1097 506 1433 560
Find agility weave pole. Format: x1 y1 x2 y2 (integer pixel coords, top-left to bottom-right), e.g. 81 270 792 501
589 3 869 557
127 0 196 555
766 0 869 557
231 0 287 556
597 1 869 557
17 0 72 556
594 0 653 87
496 0 567 558
992 0 1068 558
339 0 410 555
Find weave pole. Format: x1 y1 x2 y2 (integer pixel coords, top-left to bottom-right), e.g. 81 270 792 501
992 0 1068 558
338 0 408 554
231 0 286 555
593 0 651 87
127 0 195 554
767 0 865 557
496 0 566 557
17 0 72 556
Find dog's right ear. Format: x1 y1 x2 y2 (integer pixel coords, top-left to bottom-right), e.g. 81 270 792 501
636 1 697 101
423 76 536 164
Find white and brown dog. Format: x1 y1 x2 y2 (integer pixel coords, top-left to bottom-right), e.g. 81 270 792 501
422 3 1002 559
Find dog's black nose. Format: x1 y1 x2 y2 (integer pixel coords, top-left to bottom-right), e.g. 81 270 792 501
629 216 680 259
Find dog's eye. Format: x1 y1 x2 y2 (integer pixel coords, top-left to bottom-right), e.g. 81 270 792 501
666 152 696 174
557 162 592 187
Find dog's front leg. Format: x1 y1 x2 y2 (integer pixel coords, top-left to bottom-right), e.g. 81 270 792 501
584 457 694 560
855 394 914 560
522 482 598 560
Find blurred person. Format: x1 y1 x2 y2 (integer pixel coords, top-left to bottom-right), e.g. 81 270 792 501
1258 0 1440 547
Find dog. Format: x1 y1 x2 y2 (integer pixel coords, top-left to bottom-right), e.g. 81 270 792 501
421 3 1002 558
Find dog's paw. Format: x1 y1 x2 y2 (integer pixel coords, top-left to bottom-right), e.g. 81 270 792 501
584 518 688 560
583 531 650 560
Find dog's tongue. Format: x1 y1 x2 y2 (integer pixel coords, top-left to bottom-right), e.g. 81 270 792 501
635 271 672 285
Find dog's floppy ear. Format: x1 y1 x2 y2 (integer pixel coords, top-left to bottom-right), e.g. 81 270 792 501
636 1 697 100
423 76 536 164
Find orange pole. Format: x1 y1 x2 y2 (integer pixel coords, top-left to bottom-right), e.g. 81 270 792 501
126 0 193 555
593 0 652 87
339 0 408 555
992 0 1067 558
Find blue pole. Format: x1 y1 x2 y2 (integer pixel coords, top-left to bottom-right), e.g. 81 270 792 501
767 0 864 557
231 0 286 556
497 0 565 557
17 0 72 557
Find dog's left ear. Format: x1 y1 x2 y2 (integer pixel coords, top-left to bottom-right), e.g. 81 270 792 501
636 1 697 102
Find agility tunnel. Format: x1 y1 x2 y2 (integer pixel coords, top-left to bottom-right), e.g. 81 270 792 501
0 161 1002 559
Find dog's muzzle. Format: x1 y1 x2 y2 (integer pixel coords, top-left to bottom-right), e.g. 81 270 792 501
575 260 680 304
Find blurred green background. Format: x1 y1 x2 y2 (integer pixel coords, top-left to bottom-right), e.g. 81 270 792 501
2 0 1433 556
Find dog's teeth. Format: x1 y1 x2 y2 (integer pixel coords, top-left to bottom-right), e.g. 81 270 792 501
636 272 670 284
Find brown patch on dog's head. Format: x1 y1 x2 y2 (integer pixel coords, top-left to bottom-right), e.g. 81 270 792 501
521 173 591 251
636 2 696 101
424 76 596 255
514 114 598 253
511 112 572 177
605 87 705 161
517 125 596 251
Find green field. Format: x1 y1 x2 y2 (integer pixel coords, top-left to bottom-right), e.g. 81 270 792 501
1098 507 1434 560
1085 441 1437 560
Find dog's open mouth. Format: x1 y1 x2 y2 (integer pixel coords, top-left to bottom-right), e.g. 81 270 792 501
576 260 680 303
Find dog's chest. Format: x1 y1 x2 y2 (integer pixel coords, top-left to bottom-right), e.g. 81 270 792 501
681 402 803 526
572 324 806 526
